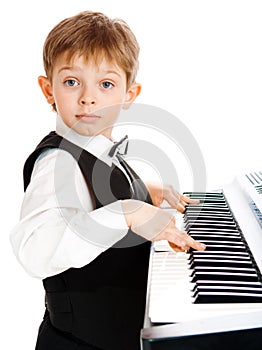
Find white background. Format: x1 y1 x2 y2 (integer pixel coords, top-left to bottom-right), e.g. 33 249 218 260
1 0 261 348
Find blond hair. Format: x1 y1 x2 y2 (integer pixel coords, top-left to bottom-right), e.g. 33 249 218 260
43 11 140 89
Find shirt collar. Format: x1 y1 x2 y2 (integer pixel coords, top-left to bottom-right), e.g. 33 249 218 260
55 115 114 166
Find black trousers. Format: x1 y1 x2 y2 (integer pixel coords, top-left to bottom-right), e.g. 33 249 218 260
35 313 103 350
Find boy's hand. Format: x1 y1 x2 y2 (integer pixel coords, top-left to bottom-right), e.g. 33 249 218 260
121 200 206 252
145 182 199 213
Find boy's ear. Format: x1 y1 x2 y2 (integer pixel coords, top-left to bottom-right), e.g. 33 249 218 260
123 83 142 110
38 76 55 105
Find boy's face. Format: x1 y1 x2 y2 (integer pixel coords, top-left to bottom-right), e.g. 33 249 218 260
38 54 141 138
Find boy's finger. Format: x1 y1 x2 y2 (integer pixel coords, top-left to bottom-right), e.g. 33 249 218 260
177 230 206 251
182 194 200 204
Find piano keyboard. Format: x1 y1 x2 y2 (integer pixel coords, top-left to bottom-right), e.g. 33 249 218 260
184 191 262 304
147 177 262 324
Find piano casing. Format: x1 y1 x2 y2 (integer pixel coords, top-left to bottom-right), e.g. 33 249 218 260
141 171 262 349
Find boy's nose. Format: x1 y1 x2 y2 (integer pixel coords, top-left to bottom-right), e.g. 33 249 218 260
79 87 96 106
80 96 96 106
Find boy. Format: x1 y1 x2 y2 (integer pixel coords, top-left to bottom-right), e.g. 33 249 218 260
10 11 205 350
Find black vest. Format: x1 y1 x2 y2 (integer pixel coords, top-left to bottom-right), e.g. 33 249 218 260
23 132 152 350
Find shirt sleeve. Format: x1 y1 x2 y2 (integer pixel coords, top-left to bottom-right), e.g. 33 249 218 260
10 148 129 279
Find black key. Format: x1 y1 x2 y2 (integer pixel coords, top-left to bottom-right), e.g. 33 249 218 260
189 230 241 236
190 250 250 258
185 204 229 209
183 192 224 198
192 280 262 292
194 292 262 303
192 287 262 300
185 223 237 230
185 207 231 214
191 266 257 274
195 280 262 284
190 234 242 242
190 258 253 269
191 271 259 282
185 212 233 218
188 230 241 237
189 253 252 262
185 216 234 223
193 285 262 294
186 223 237 230
193 244 247 252
190 242 246 249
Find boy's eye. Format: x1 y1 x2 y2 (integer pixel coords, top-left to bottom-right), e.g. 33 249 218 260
65 79 79 87
101 81 114 89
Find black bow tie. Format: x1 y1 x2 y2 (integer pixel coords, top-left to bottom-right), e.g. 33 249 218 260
108 135 129 158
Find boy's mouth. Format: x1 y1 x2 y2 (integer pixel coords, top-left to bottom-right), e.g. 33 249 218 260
76 114 101 123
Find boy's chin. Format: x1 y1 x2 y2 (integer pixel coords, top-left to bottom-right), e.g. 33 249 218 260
72 125 111 138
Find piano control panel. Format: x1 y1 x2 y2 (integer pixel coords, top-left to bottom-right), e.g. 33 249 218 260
237 171 262 228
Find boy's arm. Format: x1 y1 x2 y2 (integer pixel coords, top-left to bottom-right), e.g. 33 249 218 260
134 182 205 251
10 149 129 279
121 199 206 252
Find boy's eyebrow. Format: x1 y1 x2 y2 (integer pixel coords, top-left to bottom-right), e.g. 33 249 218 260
57 65 77 74
102 69 122 77
57 65 122 77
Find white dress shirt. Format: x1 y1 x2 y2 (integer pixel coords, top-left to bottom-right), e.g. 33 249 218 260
10 116 130 279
